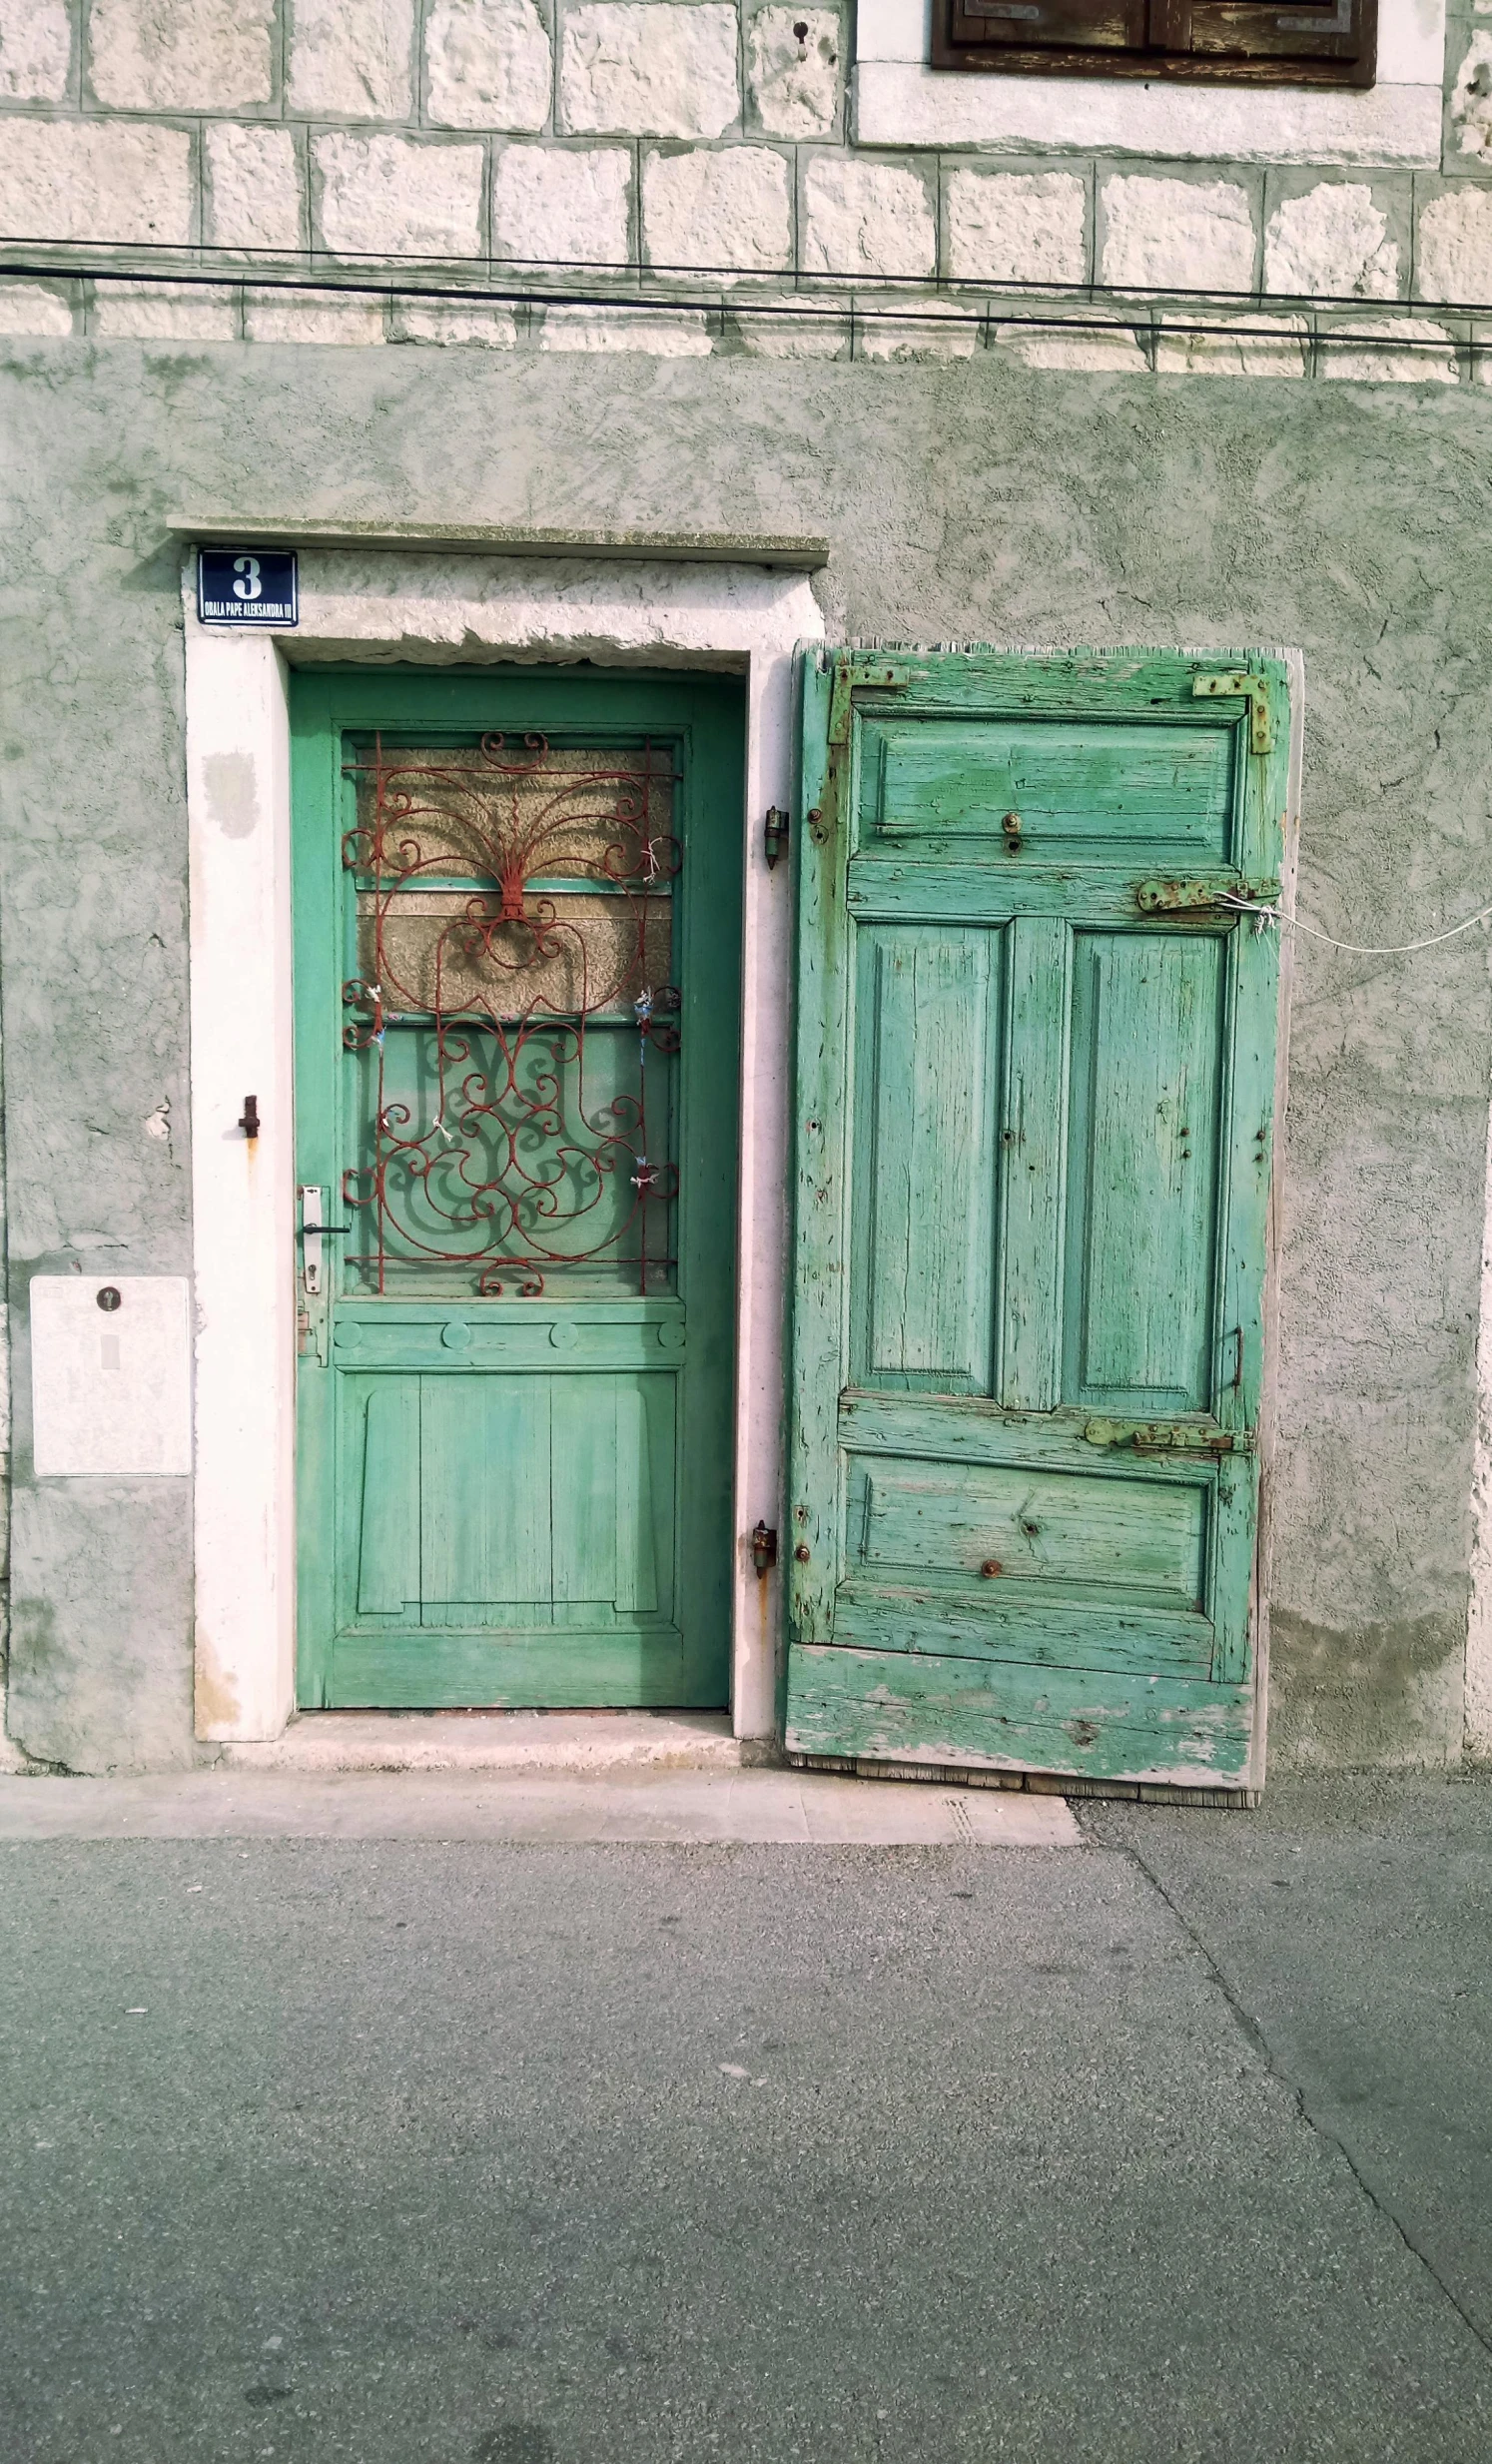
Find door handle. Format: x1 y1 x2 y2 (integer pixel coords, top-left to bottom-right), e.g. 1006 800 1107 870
297 1188 354 1293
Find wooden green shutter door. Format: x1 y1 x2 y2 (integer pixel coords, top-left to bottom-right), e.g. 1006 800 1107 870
785 650 1288 1792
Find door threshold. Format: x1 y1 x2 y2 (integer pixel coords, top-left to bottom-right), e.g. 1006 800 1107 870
218 1708 757 1776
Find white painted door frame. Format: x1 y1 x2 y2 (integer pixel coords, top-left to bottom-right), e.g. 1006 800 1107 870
183 547 824 1743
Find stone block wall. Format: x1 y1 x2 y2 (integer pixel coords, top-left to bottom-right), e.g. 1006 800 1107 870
0 0 846 272
2 0 1492 326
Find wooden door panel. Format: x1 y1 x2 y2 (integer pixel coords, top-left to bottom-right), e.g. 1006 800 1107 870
354 1380 420 1616
849 1455 1207 1606
549 1372 672 1616
327 1629 693 1711
858 717 1236 861
1062 930 1226 1414
787 1643 1254 1786
851 927 1004 1394
832 1592 1216 1681
420 1374 552 1612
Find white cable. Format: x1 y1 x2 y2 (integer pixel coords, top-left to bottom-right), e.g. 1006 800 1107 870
1220 893 1492 958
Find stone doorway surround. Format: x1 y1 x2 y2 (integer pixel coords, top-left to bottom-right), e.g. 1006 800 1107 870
182 526 827 1747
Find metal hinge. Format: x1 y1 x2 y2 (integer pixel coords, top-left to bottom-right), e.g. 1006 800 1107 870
1084 1418 1250 1455
1191 670 1273 756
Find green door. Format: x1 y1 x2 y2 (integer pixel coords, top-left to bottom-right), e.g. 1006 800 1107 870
786 650 1287 1789
291 669 744 1708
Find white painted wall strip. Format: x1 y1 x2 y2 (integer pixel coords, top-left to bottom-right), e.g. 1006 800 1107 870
184 617 298 1740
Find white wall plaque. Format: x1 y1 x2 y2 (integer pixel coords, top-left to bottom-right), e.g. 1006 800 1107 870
31 1276 192 1479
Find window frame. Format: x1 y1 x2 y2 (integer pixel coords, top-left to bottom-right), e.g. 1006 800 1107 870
931 0 1379 86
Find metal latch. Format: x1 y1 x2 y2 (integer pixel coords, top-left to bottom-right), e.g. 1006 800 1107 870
1084 1417 1248 1455
1191 670 1273 755
1135 877 1279 916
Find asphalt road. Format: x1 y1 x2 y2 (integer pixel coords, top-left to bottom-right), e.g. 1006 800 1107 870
2 1771 1489 2463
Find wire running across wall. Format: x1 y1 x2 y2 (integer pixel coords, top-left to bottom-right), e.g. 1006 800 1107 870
1220 893 1492 957
1 240 1488 359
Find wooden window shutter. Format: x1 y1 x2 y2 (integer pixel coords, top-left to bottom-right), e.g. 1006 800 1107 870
934 0 1377 84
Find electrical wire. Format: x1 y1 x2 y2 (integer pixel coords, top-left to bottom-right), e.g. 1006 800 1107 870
0 248 1482 356
1220 893 1492 956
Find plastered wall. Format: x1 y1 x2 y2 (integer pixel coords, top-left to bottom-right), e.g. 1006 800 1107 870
0 336 1489 1771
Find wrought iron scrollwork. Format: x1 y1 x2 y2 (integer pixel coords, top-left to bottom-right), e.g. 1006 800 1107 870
339 731 681 1296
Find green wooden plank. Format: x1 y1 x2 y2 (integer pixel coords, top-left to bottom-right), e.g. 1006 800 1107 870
355 1381 421 1614
330 1630 698 1710
786 648 846 1653
847 1451 1206 1605
420 1374 551 1608
784 1643 1252 1783
832 1592 1214 1681
841 1391 1232 1479
846 867 1257 926
1210 667 1286 1684
850 925 1003 1395
834 648 1276 732
550 1372 619 1605
331 1324 685 1372
998 914 1071 1410
614 1375 664 1614
1062 929 1225 1414
858 717 1233 856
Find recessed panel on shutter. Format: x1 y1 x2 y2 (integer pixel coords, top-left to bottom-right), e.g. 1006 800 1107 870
946 0 1141 52
1187 0 1369 72
936 0 1375 83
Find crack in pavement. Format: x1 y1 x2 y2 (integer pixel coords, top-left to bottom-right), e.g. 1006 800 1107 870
1107 1831 1492 2366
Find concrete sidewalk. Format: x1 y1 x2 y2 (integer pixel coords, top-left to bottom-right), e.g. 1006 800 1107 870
1 1769 1488 2462
0 1766 1078 1845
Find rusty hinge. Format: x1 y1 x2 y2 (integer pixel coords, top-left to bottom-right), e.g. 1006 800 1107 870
1191 670 1273 756
809 660 913 858
827 657 911 749
1135 876 1280 916
1084 1417 1249 1455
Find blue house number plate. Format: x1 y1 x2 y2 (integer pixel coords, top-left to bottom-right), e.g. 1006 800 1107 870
198 547 298 627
